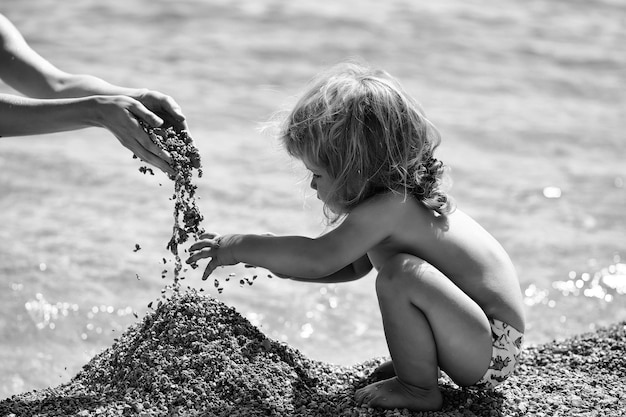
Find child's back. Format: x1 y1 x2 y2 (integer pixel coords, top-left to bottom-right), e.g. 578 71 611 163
362 191 525 333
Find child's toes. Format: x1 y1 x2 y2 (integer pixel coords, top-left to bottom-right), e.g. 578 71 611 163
354 387 371 405
354 388 365 404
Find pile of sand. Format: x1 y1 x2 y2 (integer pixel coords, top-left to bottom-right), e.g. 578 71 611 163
1 291 623 416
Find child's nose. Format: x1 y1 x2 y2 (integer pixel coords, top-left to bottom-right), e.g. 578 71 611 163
310 177 317 190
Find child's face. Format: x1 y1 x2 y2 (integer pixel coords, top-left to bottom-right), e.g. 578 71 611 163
303 157 334 206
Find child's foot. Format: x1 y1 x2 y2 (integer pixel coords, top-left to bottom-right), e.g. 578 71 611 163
355 377 443 411
369 360 396 381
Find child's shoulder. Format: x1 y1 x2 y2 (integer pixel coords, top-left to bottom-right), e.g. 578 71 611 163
350 190 433 220
351 191 474 234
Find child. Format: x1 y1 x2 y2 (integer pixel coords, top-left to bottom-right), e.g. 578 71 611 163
186 62 525 411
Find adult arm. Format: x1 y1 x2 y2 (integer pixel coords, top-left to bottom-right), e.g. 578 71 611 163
0 14 184 122
0 92 177 175
0 13 189 174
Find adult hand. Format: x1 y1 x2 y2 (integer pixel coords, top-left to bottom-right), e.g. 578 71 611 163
131 89 201 169
130 89 188 132
92 93 179 176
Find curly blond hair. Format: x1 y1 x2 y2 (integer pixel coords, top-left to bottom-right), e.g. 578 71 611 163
280 62 455 220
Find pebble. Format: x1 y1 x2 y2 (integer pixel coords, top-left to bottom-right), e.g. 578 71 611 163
570 395 583 407
0 290 624 416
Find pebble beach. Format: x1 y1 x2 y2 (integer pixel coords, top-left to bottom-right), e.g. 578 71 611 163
1 291 623 417
1 0 624 399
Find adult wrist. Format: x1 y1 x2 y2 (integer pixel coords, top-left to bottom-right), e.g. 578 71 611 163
126 88 150 100
84 95 109 128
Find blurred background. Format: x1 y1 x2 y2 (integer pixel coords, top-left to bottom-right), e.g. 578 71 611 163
0 0 624 399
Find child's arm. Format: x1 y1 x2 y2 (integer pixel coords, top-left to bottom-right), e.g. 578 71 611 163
187 195 395 280
281 254 373 283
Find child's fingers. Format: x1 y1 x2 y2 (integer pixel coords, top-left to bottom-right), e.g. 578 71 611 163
186 248 214 264
189 234 222 252
202 259 219 280
201 265 211 280
199 232 219 240
188 240 218 252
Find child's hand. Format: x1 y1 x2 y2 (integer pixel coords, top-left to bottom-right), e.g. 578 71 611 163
186 233 239 280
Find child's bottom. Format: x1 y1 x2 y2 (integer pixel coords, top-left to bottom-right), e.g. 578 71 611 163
473 318 524 389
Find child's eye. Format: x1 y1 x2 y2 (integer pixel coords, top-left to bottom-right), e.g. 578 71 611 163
312 173 321 179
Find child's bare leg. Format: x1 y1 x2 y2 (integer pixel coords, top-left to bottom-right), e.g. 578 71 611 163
355 254 493 411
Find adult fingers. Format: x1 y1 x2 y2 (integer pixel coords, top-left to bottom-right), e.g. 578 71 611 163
139 136 174 174
127 99 164 128
131 139 174 177
138 91 187 131
160 95 186 124
142 96 199 168
123 106 176 176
